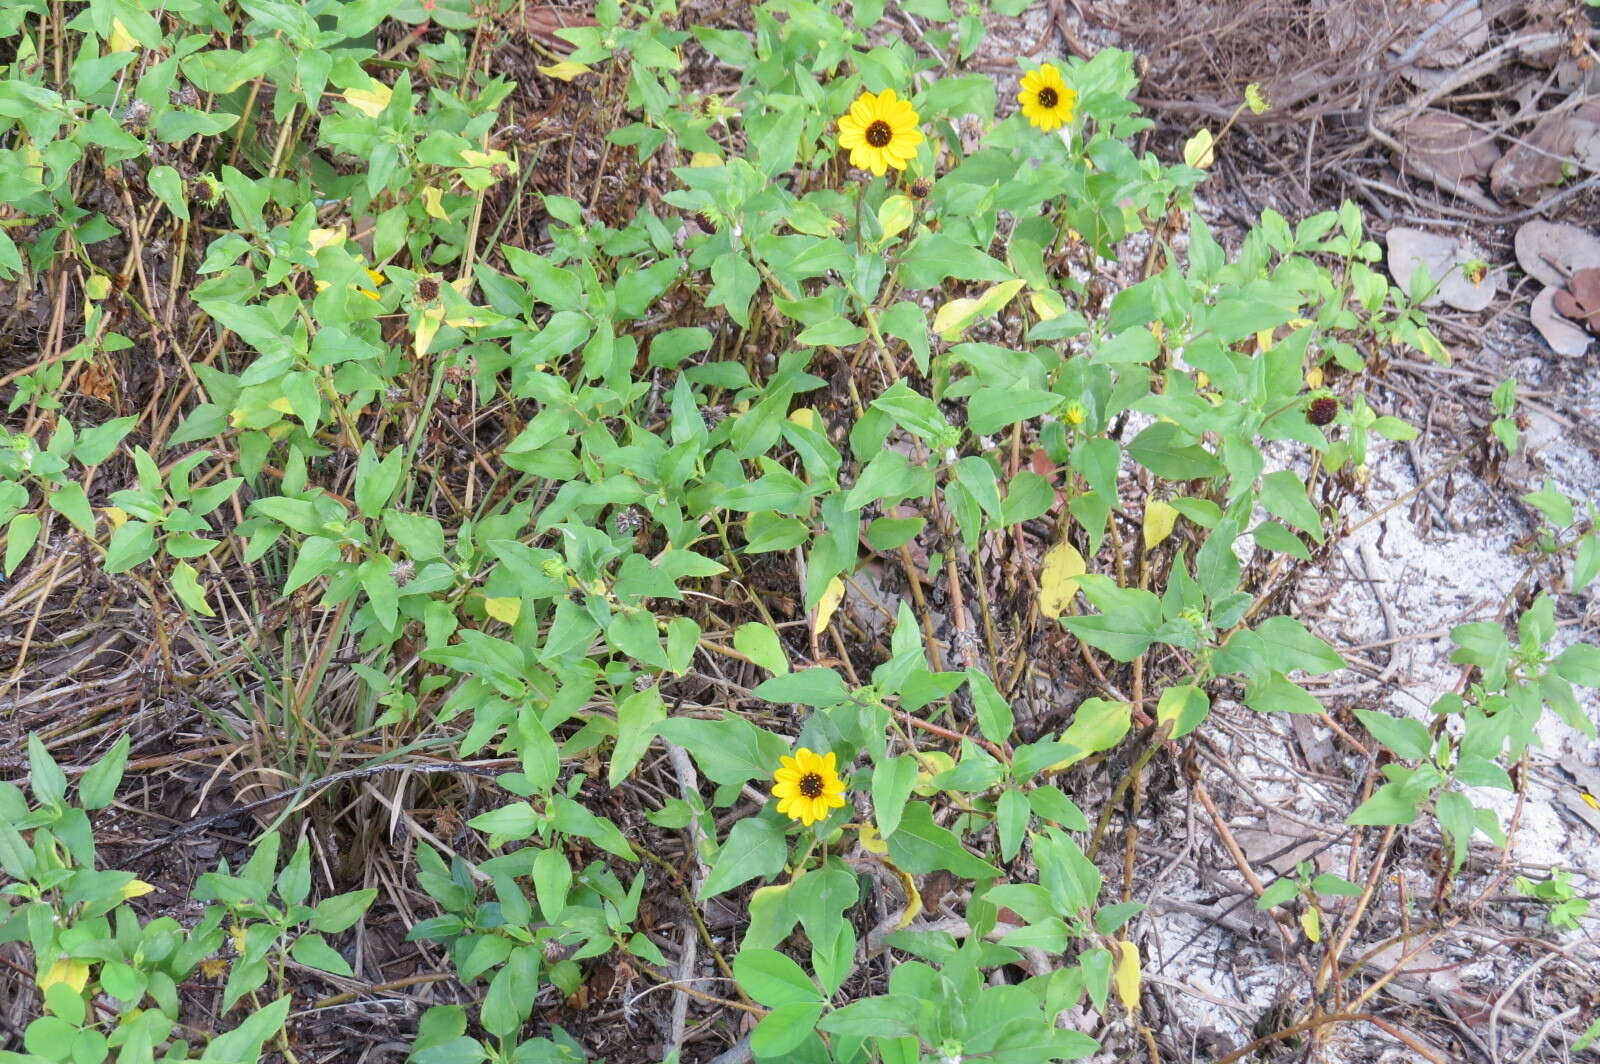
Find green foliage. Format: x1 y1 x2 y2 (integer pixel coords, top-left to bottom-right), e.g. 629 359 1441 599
3 0 1597 1059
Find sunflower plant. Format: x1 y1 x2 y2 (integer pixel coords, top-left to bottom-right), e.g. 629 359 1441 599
7 0 1600 1062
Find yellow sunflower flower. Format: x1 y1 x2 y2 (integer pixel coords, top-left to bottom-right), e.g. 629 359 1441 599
837 89 924 177
1018 64 1076 132
771 747 848 826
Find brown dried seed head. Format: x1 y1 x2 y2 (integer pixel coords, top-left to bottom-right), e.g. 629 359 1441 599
1307 396 1338 426
910 177 933 199
416 276 440 301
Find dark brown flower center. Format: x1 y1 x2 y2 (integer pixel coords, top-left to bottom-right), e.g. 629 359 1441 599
865 120 893 147
798 772 825 798
1037 87 1059 109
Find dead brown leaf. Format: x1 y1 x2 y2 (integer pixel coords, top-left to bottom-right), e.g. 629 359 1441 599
1530 286 1591 356
1395 109 1500 193
1491 97 1600 205
1514 220 1600 288
1552 266 1600 334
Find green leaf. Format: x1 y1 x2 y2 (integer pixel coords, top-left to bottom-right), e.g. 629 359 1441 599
1309 873 1364 897
967 387 1062 435
1027 785 1089 830
734 623 789 675
1127 422 1222 480
1091 328 1159 365
147 165 190 221
1060 608 1158 662
1521 479 1574 527
1555 643 1600 687
103 519 156 573
5 512 41 575
550 796 635 859
1435 791 1475 875
1251 520 1310 560
1352 709 1431 761
311 889 378 933
997 788 1028 862
1259 470 1325 542
752 668 849 707
290 933 354 977
1347 781 1425 826
751 1002 826 1058
656 714 790 788
28 733 67 808
871 755 919 838
200 995 291 1061
899 232 1013 289
817 995 925 1038
700 816 788 899
886 802 1002 879
733 948 821 1007
469 802 540 840
1244 672 1324 714
284 536 344 595
966 669 1014 744
610 685 666 786
79 734 130 810
354 443 404 519
1253 616 1345 674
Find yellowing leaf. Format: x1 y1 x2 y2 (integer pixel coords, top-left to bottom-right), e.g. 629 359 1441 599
1300 907 1321 942
975 278 1027 316
932 296 981 340
877 194 915 242
812 575 845 636
1305 366 1324 389
1183 128 1216 169
444 307 504 329
1113 940 1141 1010
688 152 723 168
85 274 111 301
414 304 444 358
484 597 522 625
933 279 1027 340
343 82 392 118
857 823 889 855
107 18 139 53
172 561 216 618
1255 328 1275 352
1038 542 1085 619
459 149 503 169
1245 83 1270 115
537 61 593 81
267 397 294 415
119 879 155 900
307 226 347 252
40 958 89 993
788 408 816 430
893 867 922 929
1142 499 1179 550
421 186 447 219
102 506 128 530
1030 288 1067 322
